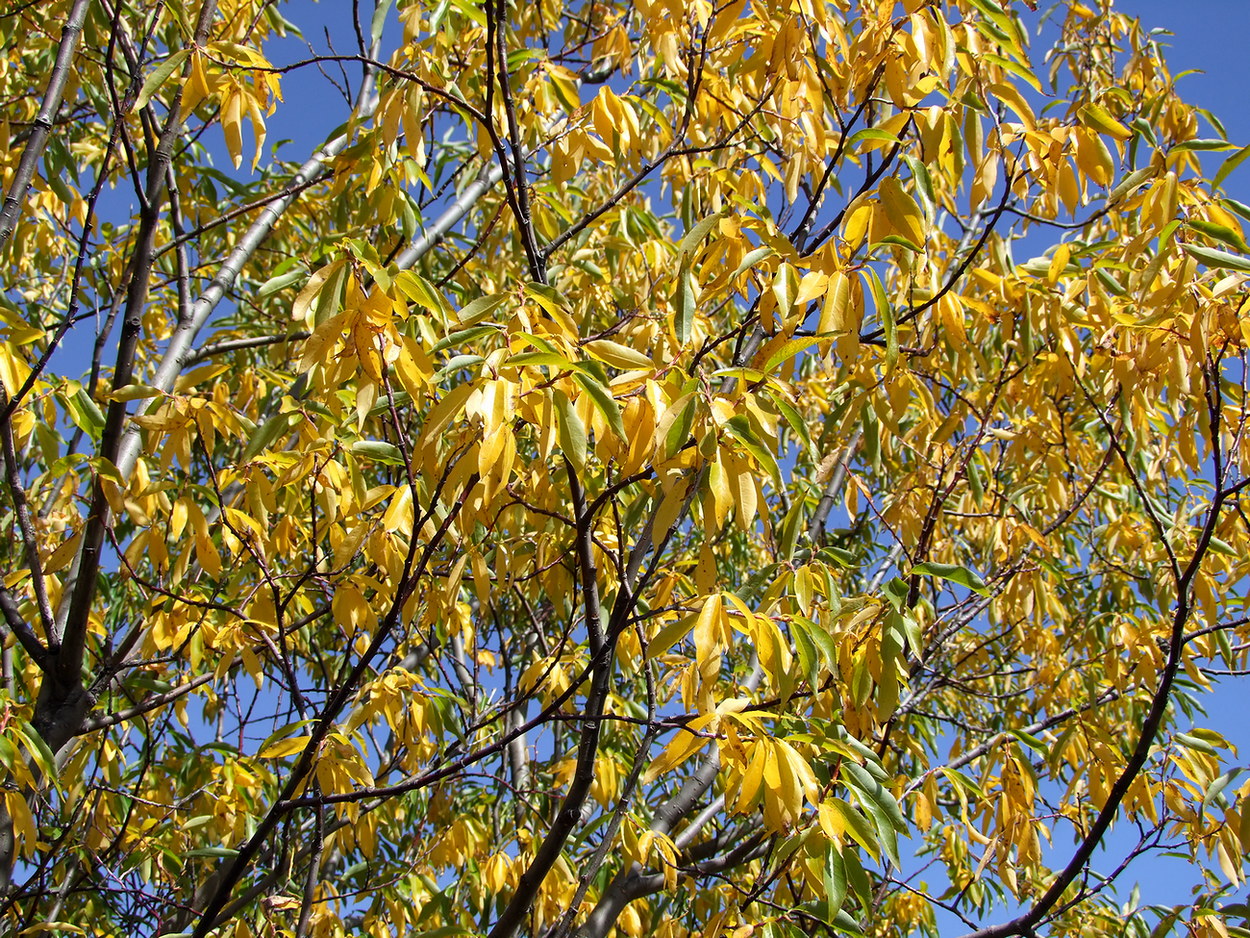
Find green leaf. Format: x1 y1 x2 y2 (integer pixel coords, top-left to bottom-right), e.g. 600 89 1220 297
941 766 988 800
184 847 241 858
1107 166 1154 203
506 351 587 374
1173 138 1239 152
432 324 501 355
982 53 1041 93
65 388 105 441
822 846 847 920
256 268 307 299
646 612 696 659
847 128 901 150
1214 144 1250 191
13 720 58 788
573 373 625 439
911 560 990 596
1187 219 1250 253
763 337 820 375
524 282 573 320
1181 243 1250 272
135 49 190 111
828 797 880 862
456 292 509 326
554 389 587 473
432 354 485 382
677 208 726 258
730 246 774 280
395 270 452 319
370 0 396 42
768 391 813 455
789 617 819 686
1009 729 1050 758
883 577 909 612
723 415 781 487
864 268 896 369
673 259 696 345
842 761 904 867
664 393 696 459
242 412 302 461
876 234 923 254
816 547 855 568
349 440 405 465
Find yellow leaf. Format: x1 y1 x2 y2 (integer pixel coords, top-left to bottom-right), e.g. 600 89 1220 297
583 338 654 370
734 740 770 813
642 713 717 784
180 51 214 122
693 592 724 674
221 85 244 169
258 735 310 759
1079 102 1132 142
878 177 925 248
1047 242 1071 285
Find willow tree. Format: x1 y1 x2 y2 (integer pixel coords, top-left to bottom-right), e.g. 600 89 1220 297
0 0 1248 935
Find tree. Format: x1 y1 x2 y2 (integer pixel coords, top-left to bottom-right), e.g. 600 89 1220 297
0 0 1248 935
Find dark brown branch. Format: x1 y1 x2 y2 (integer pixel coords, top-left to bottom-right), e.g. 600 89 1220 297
191 470 479 938
0 0 91 247
486 458 615 938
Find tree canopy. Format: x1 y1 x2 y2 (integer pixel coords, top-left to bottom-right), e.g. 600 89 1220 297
1 0 1249 936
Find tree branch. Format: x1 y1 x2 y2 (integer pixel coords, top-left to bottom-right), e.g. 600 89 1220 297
0 0 91 248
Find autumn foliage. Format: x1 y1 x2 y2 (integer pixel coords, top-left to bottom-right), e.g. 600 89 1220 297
1 1 1249 937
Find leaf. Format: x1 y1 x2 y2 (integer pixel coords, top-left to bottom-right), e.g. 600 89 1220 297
647 612 697 659
847 128 902 151
350 440 406 465
393 270 445 320
730 246 774 280
370 0 396 42
573 372 625 439
1182 243 1250 272
822 845 848 920
1214 144 1250 191
723 415 781 487
432 324 501 355
456 292 508 326
828 798 880 861
554 389 587 472
256 267 306 300
677 208 726 258
583 339 654 370
763 337 820 375
877 177 925 248
642 714 717 784
768 391 813 454
108 384 165 403
883 576 909 612
664 393 696 459
523 282 573 321
67 387 105 438
1187 219 1250 253
842 761 904 867
507 351 586 373
673 259 696 345
911 561 991 596
1078 103 1132 142
258 735 311 759
243 411 301 461
135 48 190 111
